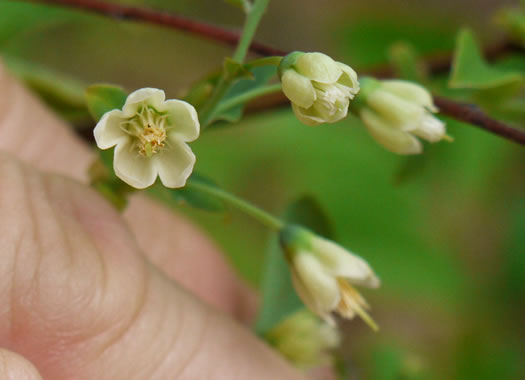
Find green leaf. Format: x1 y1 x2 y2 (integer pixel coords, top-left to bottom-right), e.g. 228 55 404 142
255 196 333 334
213 65 277 123
0 2 69 49
450 29 524 91
148 173 225 213
85 84 128 122
387 41 427 82
497 7 525 46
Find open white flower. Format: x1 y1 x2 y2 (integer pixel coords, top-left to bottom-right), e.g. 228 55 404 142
280 226 380 330
279 52 360 126
94 88 200 189
354 78 448 154
265 309 340 369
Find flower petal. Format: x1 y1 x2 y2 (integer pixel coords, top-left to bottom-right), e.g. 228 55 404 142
162 99 200 142
93 109 126 149
114 141 158 189
293 253 340 314
367 89 425 131
311 237 380 288
361 109 423 155
154 140 195 188
380 80 438 112
281 70 316 108
311 237 381 288
412 115 446 142
291 103 325 126
122 88 166 117
295 53 342 84
336 63 360 95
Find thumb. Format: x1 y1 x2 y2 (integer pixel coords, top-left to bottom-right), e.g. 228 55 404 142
0 349 42 380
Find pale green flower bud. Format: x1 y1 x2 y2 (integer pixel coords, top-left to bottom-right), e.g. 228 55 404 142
352 78 449 154
280 225 380 330
279 52 360 126
94 88 200 189
265 309 341 369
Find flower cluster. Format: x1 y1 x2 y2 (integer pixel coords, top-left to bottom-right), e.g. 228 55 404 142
94 88 199 189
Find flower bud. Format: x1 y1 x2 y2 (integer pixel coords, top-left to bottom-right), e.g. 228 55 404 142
279 52 360 126
280 225 380 330
265 309 340 369
352 78 449 154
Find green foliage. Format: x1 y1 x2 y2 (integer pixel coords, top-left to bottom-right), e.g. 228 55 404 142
85 84 128 122
338 16 455 68
213 65 277 123
388 42 427 82
0 2 69 50
255 196 333 334
450 29 524 92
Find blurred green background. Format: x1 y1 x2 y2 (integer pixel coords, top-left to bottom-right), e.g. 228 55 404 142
1 0 524 378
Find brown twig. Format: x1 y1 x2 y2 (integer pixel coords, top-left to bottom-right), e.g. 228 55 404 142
24 0 288 56
20 0 525 146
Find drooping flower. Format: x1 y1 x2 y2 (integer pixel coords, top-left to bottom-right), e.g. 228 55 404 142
265 309 340 369
280 225 380 330
94 88 200 189
352 77 449 154
279 52 360 126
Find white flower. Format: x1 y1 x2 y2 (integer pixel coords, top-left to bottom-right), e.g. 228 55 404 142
355 78 448 154
265 309 340 369
94 88 200 189
279 52 360 126
280 226 380 330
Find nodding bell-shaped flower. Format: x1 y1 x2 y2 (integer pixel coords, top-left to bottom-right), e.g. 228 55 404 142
265 309 341 369
278 52 360 126
352 78 449 154
94 88 200 189
280 225 380 330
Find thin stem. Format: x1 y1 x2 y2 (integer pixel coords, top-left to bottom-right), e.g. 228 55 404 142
198 76 232 127
215 83 281 114
232 0 270 63
186 179 284 231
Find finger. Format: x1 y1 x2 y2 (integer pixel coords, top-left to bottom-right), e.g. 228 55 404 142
124 194 257 321
0 60 255 319
0 349 43 380
0 154 303 380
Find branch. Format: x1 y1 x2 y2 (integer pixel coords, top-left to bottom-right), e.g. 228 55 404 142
24 0 288 56
21 0 525 146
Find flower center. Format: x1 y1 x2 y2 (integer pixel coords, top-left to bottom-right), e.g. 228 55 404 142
122 106 168 157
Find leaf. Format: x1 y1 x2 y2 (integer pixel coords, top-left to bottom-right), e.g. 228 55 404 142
147 173 225 213
450 29 524 91
387 41 427 82
254 195 333 334
0 2 70 49
213 65 277 123
85 84 128 122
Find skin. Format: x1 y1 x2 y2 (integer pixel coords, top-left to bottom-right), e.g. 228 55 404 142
0 61 308 379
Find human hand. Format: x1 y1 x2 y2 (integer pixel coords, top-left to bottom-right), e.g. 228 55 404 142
0 62 307 379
